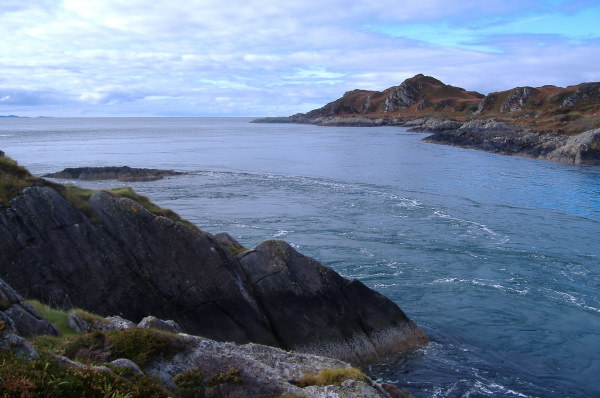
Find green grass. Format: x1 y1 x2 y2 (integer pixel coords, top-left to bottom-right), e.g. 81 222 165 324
62 328 187 367
27 300 75 336
0 155 44 207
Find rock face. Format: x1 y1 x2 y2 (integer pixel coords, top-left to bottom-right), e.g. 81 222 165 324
44 166 184 182
0 180 427 363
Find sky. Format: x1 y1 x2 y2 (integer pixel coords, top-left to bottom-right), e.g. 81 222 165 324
1 0 599 117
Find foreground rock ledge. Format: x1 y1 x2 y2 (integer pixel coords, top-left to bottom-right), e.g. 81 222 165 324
0 181 427 364
0 276 414 397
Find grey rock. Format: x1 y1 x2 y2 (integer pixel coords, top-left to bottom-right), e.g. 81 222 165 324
384 82 419 112
55 355 85 368
144 333 393 398
561 83 600 108
67 312 93 334
545 128 600 164
109 358 144 375
0 333 39 359
499 87 537 112
104 316 136 330
138 315 182 333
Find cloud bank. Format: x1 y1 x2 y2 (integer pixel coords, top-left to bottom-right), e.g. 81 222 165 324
1 0 599 116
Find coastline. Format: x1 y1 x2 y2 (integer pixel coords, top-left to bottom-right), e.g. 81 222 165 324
252 116 600 165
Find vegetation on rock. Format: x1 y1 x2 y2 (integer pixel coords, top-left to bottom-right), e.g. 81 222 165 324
296 367 371 387
0 350 168 398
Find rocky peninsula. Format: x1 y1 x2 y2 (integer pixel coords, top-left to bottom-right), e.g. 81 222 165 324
253 74 600 165
0 151 426 396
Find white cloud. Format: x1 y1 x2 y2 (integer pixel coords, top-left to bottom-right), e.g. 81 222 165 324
0 0 599 116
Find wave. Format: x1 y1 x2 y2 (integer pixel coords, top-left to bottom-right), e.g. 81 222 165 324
432 277 529 295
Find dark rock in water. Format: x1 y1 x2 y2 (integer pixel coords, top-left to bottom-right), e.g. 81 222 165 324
238 240 427 363
44 166 184 182
0 185 427 363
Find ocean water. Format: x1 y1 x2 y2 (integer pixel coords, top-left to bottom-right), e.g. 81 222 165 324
1 117 599 397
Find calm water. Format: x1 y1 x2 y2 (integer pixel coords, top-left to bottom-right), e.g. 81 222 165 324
1 117 599 397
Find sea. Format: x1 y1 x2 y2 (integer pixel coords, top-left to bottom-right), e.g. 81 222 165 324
1 117 599 397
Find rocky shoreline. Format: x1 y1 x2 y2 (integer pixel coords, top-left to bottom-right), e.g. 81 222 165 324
253 116 600 165
1 150 427 396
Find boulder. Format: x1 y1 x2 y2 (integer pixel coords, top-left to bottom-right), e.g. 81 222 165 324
138 316 182 334
0 332 39 359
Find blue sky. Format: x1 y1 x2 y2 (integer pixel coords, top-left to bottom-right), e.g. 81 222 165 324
1 0 599 117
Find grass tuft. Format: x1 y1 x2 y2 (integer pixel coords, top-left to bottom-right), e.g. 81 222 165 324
27 300 74 336
296 367 371 387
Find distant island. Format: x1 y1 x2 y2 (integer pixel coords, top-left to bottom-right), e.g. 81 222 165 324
254 74 600 165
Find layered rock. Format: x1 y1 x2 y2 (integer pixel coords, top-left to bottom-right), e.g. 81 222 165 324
0 164 427 363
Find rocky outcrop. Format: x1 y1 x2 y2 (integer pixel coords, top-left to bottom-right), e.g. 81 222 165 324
545 128 600 164
0 170 427 363
44 166 184 182
409 118 600 164
0 277 59 359
238 240 427 363
145 333 392 397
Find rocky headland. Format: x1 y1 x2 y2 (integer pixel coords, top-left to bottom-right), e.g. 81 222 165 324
253 74 600 164
0 151 426 396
